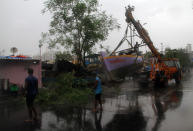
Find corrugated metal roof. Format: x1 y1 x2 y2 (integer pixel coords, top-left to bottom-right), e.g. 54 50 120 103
0 56 32 60
0 57 40 64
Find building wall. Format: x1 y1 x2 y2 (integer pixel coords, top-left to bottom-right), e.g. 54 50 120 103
0 62 41 87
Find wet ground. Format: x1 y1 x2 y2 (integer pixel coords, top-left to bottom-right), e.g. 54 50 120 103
1 70 193 131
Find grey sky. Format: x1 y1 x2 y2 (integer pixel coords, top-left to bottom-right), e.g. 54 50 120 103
0 0 50 56
0 0 193 56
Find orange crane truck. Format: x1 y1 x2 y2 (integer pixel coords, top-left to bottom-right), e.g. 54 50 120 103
125 6 182 84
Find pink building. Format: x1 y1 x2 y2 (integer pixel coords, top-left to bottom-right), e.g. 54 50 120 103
0 58 41 89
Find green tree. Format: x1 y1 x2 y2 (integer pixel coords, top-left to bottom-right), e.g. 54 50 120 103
10 47 18 56
55 51 72 61
42 0 119 66
165 48 191 68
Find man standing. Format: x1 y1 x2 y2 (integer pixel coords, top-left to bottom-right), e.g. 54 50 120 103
25 68 38 122
94 73 102 112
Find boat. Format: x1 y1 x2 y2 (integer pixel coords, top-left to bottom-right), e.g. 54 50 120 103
101 51 143 81
100 6 145 81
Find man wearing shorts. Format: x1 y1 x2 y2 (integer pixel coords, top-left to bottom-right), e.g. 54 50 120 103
94 74 102 112
25 68 38 122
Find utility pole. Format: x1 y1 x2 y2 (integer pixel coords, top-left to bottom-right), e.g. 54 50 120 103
38 43 43 88
39 43 43 60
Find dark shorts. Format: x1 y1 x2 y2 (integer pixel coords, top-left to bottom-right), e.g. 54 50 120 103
95 94 101 101
26 95 36 107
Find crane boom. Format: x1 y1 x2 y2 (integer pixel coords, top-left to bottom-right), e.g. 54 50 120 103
125 6 161 62
124 6 182 84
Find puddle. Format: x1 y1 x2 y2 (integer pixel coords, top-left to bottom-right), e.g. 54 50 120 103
1 71 193 131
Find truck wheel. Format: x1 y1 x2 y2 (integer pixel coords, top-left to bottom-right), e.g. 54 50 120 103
163 78 168 86
155 73 160 85
175 72 181 84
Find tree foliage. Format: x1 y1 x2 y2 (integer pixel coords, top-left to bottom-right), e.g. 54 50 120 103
36 72 93 106
164 48 192 68
10 47 18 56
42 0 119 65
55 51 72 61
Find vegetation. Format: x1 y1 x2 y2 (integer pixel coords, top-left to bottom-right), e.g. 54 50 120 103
55 51 72 61
41 0 120 66
36 72 93 106
10 47 18 56
164 48 192 68
143 48 192 69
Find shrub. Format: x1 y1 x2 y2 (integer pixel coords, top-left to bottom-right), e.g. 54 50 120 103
36 72 93 106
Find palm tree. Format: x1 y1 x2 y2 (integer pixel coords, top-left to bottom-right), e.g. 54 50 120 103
10 47 18 56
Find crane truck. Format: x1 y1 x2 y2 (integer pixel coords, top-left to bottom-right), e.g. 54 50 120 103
125 6 182 84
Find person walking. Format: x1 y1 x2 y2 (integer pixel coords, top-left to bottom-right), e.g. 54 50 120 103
25 68 38 122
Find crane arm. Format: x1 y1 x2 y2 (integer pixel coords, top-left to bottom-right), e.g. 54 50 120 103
125 6 162 62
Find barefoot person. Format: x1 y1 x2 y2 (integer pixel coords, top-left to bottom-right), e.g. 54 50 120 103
94 73 102 112
25 68 38 122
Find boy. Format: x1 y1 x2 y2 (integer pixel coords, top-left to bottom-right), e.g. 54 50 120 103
94 73 102 112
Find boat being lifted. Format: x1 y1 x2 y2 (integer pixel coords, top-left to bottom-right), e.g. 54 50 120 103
100 6 146 81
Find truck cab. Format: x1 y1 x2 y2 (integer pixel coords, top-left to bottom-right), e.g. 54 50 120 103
150 58 182 84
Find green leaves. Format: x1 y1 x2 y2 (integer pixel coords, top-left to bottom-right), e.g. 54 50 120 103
42 0 119 65
36 73 93 106
72 3 87 18
165 48 191 68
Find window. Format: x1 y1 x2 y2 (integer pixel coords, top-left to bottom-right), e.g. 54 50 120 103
164 61 176 67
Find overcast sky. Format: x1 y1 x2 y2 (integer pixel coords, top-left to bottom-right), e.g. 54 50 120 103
0 0 193 56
